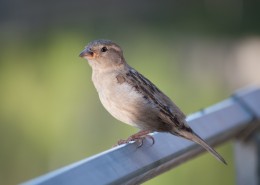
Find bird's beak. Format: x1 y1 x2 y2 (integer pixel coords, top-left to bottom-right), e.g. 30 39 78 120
79 48 94 58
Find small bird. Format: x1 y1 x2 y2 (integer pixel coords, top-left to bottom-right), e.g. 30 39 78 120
79 39 226 164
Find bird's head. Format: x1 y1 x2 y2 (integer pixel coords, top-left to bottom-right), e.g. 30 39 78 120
79 39 125 69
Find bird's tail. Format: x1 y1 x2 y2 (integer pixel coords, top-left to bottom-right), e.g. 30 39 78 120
174 130 227 165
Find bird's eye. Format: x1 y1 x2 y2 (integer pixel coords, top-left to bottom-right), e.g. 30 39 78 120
101 47 108 52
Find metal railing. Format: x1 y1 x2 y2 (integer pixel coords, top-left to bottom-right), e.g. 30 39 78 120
22 86 260 185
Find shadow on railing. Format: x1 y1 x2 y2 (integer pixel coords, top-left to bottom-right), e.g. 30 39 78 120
21 87 260 185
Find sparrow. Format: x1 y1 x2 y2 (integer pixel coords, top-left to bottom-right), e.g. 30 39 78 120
79 39 227 164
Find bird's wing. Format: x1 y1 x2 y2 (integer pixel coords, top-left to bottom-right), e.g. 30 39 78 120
124 68 187 128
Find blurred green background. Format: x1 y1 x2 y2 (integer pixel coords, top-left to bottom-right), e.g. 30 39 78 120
1 0 260 184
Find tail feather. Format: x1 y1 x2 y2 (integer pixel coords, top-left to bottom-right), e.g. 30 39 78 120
174 130 227 165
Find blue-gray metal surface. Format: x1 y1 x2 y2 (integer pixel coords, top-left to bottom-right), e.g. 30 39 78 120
22 87 260 185
234 132 260 185
233 87 260 185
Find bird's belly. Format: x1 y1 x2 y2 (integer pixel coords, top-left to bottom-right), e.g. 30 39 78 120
98 82 148 128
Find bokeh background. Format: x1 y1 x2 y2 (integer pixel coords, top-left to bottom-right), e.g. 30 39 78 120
1 0 260 184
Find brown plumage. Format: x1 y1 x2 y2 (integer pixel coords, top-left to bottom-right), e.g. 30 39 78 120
79 39 227 164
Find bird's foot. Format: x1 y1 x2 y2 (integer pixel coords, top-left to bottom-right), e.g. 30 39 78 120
115 130 154 147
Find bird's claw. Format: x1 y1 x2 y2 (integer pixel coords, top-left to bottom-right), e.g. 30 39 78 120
113 130 155 147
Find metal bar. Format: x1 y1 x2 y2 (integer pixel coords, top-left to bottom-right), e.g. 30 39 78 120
21 87 260 185
234 130 260 185
233 87 260 185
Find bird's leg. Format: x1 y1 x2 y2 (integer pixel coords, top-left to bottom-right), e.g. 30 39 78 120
127 130 155 147
116 130 154 147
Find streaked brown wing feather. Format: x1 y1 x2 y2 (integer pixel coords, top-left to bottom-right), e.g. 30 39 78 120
120 67 187 129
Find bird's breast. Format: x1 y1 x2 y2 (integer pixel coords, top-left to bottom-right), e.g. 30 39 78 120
92 70 149 128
